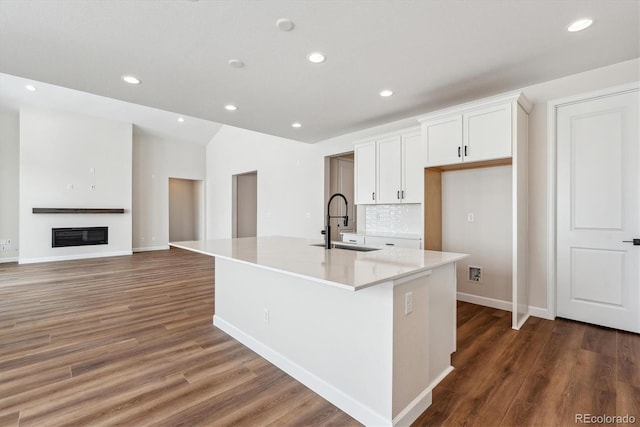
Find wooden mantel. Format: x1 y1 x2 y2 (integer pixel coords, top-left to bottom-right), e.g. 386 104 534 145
32 208 125 214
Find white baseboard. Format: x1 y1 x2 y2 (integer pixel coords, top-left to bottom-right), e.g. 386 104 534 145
457 293 555 322
213 315 391 427
457 292 512 312
0 257 18 263
133 245 170 253
18 251 133 265
528 305 554 320
393 365 453 426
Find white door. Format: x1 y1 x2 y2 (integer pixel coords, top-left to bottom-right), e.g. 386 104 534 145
423 115 463 167
463 103 512 163
556 89 639 333
376 136 402 204
401 132 424 204
354 142 376 205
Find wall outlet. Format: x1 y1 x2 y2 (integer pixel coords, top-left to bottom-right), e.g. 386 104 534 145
263 308 270 324
468 266 482 283
404 292 413 315
467 213 474 223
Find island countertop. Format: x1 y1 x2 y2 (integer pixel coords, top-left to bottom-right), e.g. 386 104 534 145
170 236 467 291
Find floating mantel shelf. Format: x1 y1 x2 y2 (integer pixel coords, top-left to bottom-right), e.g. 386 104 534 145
32 208 125 214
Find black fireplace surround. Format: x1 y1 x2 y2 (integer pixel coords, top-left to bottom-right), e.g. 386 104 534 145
52 227 108 248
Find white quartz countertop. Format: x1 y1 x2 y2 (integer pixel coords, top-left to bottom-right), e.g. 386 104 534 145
170 236 467 291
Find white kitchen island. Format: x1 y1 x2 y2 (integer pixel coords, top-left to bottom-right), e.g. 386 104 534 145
170 236 467 427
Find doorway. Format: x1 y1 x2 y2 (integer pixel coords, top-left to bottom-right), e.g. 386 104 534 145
550 84 639 333
232 171 257 238
168 178 204 242
326 153 356 243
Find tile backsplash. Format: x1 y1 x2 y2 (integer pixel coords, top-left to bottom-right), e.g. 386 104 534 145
364 204 421 235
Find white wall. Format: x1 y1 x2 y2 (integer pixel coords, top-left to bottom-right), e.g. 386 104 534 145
19 106 132 263
0 109 20 261
442 166 513 303
132 130 205 250
206 125 329 239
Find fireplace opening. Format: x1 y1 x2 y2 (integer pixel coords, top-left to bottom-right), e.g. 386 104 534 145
52 227 108 248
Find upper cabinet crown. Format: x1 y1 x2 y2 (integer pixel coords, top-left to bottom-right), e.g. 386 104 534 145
354 129 423 205
418 92 531 168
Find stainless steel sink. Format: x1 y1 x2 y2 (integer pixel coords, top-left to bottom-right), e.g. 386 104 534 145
309 243 381 252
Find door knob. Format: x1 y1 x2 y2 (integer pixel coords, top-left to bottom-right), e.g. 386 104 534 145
622 238 640 245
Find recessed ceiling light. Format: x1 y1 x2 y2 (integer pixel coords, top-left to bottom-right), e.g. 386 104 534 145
308 52 326 64
568 18 593 32
291 122 302 128
276 18 294 32
25 84 37 92
379 90 393 97
225 104 238 111
177 117 185 123
229 59 245 68
122 75 141 85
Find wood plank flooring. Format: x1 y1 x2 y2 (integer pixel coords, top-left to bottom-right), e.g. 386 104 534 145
1 248 638 426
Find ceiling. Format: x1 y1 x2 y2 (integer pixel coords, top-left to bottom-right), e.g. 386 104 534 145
1 0 638 144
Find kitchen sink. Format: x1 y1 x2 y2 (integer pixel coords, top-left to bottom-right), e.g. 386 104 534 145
309 243 381 252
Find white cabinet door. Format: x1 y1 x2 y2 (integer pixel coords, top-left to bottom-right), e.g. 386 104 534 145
342 233 365 245
376 136 402 204
423 115 462 167
354 141 377 205
463 104 511 162
556 89 639 333
365 236 422 249
402 132 423 203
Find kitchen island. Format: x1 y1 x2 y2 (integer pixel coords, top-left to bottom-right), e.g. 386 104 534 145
170 236 466 426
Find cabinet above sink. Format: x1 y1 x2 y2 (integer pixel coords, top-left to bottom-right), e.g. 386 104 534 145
354 128 423 205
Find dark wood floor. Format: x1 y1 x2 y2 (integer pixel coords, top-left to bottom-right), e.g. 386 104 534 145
1 248 638 426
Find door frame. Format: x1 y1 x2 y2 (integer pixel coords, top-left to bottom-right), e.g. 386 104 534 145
546 81 640 320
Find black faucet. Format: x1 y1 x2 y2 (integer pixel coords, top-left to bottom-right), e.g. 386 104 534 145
324 193 349 249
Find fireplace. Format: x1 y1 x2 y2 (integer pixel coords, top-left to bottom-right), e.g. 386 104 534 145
52 227 108 248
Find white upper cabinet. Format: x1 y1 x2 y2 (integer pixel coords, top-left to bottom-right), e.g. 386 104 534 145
419 91 530 168
354 129 423 205
423 115 463 167
354 141 377 204
401 132 423 203
376 136 402 203
464 103 512 162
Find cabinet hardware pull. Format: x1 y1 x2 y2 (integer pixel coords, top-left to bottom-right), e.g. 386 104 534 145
349 239 357 243
458 146 461 157
401 190 405 199
385 243 395 246
622 238 640 245
464 146 468 156
372 192 375 200
397 190 400 199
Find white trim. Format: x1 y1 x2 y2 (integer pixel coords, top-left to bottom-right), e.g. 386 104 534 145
457 292 512 312
213 315 391 427
18 250 132 264
133 245 170 253
416 90 531 123
0 257 18 263
512 313 530 331
546 82 640 322
529 305 554 320
392 365 453 426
